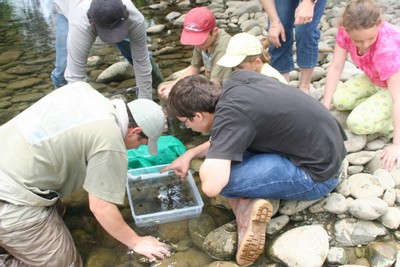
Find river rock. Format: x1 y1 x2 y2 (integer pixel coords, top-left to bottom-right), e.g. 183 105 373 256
334 219 388 246
6 77 42 90
347 197 388 220
188 214 217 248
366 241 397 267
0 50 23 65
96 62 134 83
269 225 329 267
348 173 384 199
202 220 237 260
85 247 118 267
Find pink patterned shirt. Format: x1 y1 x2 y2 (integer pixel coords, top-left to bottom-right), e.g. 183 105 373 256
336 22 400 88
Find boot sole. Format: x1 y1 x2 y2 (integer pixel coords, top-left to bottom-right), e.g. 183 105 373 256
236 199 273 266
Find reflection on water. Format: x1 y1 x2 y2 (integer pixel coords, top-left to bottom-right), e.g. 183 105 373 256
0 0 55 52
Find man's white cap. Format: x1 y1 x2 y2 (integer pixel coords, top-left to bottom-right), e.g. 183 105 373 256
217 32 263 68
127 99 164 155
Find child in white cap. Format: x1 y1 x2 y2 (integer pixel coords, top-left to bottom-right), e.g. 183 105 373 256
217 32 287 85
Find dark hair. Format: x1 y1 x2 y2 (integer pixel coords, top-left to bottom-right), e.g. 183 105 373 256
167 75 221 119
340 0 382 31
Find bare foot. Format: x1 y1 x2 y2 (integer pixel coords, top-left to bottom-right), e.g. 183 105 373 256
299 87 310 95
234 198 273 266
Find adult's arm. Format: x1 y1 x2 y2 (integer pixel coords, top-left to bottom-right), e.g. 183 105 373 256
64 21 96 83
127 19 153 100
88 193 170 260
199 158 231 197
322 44 347 109
380 71 400 171
259 0 286 48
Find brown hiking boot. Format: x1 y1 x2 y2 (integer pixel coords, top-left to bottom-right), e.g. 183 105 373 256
235 199 273 266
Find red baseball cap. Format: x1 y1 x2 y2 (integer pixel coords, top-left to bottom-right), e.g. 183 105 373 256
180 7 216 46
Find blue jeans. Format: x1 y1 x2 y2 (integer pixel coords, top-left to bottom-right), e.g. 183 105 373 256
220 151 339 201
268 0 327 73
51 14 68 88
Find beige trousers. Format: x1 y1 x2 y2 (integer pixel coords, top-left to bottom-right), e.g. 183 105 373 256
0 202 82 267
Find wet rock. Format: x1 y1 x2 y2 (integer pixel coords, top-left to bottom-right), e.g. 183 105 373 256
0 50 23 65
96 62 134 83
188 214 217 248
85 247 119 267
10 92 44 103
0 72 17 81
6 65 43 75
72 229 96 259
156 248 214 267
165 11 181 22
202 220 237 260
0 99 12 109
87 56 101 67
6 77 42 90
147 24 166 34
0 109 19 125
207 261 239 267
159 220 189 242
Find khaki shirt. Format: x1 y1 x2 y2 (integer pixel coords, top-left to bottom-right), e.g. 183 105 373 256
0 82 128 207
191 29 232 83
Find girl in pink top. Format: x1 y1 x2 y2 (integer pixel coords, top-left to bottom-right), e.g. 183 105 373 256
323 0 400 171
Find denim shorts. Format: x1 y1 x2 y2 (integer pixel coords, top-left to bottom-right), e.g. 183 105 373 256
268 0 327 73
220 151 340 201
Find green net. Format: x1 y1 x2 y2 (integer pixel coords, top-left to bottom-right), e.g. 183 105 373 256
127 135 186 169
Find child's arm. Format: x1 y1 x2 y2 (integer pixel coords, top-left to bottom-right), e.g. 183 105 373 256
322 44 347 109
380 71 400 170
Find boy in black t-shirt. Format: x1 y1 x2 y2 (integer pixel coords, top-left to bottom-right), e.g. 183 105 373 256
162 70 347 266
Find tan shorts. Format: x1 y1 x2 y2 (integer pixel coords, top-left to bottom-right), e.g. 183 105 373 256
0 202 82 267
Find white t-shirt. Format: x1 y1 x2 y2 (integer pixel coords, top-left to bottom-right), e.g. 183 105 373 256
54 0 152 99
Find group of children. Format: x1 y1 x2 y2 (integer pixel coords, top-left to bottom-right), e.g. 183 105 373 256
156 0 400 265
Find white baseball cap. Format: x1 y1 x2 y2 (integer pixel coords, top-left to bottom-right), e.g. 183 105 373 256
127 99 164 155
217 32 263 68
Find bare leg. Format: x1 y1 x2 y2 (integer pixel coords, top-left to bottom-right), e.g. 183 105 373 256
282 72 290 83
228 198 273 267
298 68 314 94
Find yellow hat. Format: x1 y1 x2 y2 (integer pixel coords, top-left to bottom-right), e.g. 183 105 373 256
217 33 263 68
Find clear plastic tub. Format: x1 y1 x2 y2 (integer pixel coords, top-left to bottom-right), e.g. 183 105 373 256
126 164 204 227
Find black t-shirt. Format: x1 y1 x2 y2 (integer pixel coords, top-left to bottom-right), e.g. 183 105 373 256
207 69 347 182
